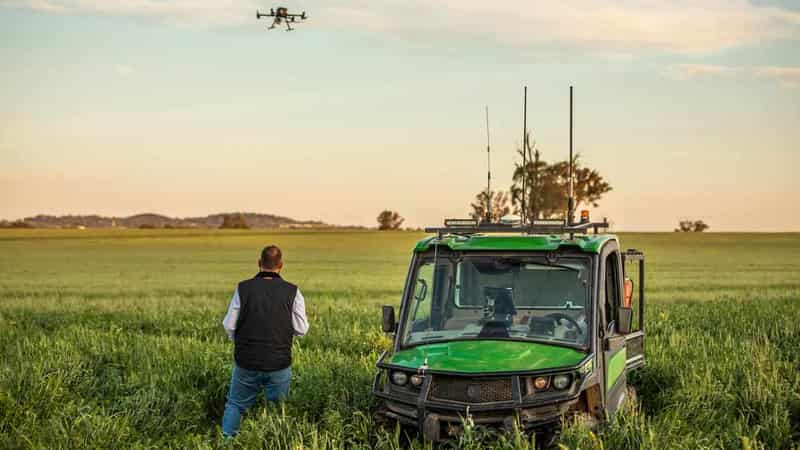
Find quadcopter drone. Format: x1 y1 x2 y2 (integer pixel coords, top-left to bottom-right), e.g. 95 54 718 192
256 7 307 31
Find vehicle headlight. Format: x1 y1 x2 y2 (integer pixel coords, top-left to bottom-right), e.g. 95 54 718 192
391 371 409 386
410 374 424 387
533 376 549 390
553 374 572 390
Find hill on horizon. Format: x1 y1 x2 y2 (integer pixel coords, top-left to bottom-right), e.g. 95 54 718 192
1 212 331 229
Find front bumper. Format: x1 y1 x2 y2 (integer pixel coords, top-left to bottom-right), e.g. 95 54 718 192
372 367 588 441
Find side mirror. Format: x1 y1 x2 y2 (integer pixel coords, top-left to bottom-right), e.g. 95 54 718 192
382 305 396 333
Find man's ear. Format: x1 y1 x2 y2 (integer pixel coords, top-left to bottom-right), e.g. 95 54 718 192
277 261 284 271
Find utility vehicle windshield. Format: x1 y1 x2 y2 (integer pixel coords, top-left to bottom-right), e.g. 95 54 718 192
401 253 591 348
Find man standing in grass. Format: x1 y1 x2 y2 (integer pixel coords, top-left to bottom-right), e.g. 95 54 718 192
220 245 309 437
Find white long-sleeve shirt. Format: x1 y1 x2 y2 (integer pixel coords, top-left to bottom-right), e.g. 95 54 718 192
221 287 309 340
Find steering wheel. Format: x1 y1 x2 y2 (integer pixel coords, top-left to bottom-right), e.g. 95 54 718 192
543 312 582 331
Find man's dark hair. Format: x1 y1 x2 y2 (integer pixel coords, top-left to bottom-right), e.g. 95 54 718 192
260 245 283 270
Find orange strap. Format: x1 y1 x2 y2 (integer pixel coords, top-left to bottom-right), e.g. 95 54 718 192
623 278 633 308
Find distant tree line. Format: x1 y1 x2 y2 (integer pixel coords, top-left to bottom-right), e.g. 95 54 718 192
0 220 34 229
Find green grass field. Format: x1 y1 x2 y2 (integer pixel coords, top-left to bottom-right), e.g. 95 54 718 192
0 230 798 449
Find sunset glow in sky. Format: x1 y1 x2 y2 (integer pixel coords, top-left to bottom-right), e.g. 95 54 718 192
2 1 799 230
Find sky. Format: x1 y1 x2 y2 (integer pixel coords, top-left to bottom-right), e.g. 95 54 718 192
1 0 799 231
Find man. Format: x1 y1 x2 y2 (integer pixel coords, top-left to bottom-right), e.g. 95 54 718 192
220 245 309 437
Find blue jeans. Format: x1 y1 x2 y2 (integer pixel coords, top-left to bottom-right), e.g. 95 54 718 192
221 363 292 436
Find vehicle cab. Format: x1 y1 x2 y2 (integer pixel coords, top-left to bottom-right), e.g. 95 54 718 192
373 222 645 441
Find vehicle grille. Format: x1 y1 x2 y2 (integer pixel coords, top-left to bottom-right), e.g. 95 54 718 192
429 376 513 404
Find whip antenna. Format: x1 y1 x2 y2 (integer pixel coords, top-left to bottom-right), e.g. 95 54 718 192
522 86 528 225
485 105 492 223
568 86 575 226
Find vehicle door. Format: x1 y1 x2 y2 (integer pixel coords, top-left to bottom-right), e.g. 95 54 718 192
599 240 628 417
621 250 645 370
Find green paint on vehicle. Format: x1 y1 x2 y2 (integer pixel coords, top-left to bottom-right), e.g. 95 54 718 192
414 234 614 254
606 348 627 392
387 340 587 373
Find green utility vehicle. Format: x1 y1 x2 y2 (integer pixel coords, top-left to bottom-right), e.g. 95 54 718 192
372 218 645 441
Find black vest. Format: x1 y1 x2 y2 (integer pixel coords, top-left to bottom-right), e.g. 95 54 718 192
234 272 298 372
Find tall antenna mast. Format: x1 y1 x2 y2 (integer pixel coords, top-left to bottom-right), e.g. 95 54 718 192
485 105 492 223
568 85 575 226
522 86 528 225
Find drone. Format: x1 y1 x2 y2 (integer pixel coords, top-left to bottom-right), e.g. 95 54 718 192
256 7 307 31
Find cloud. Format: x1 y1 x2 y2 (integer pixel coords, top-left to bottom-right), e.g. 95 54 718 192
8 0 260 25
323 0 800 54
7 0 800 54
668 64 737 80
25 0 67 13
752 66 800 87
668 63 800 87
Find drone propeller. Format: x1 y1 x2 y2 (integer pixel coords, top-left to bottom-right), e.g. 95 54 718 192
256 8 275 19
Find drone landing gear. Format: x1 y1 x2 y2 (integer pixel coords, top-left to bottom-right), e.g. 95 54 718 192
268 19 293 31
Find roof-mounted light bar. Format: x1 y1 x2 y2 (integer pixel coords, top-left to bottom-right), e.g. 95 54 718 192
443 218 479 228
424 216 610 238
531 219 565 227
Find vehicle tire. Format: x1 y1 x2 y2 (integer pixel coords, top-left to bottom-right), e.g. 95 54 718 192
534 427 560 449
422 413 442 442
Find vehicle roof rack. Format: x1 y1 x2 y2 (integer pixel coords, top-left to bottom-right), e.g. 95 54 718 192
424 217 610 238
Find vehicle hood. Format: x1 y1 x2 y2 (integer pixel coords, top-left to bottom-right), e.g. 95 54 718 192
386 340 587 373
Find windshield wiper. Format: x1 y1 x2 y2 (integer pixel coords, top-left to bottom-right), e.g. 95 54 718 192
521 261 581 272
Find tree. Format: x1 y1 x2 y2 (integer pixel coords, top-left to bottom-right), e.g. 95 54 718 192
220 213 250 229
693 220 709 232
510 132 612 221
510 133 549 222
470 188 511 223
675 219 709 232
377 210 404 230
